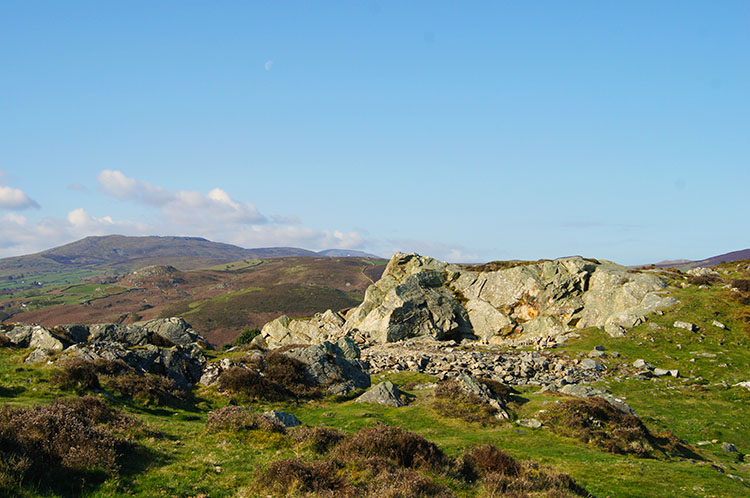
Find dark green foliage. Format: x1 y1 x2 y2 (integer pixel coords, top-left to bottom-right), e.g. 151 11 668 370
234 328 260 346
432 380 498 424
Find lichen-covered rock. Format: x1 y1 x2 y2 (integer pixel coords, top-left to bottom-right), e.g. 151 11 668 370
260 252 677 348
138 317 201 346
355 381 404 407
344 253 473 343
259 310 346 348
280 338 370 395
262 410 301 428
89 323 149 346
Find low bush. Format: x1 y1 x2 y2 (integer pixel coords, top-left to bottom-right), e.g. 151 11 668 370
258 458 350 497
460 444 521 480
731 279 750 292
291 426 347 454
432 380 498 424
51 357 101 392
688 274 720 286
366 468 454 498
264 351 317 397
336 424 447 471
0 334 13 348
205 406 285 433
0 398 134 492
539 396 699 459
217 366 285 401
107 372 186 405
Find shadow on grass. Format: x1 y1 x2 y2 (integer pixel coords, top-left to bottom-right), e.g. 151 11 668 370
0 385 25 397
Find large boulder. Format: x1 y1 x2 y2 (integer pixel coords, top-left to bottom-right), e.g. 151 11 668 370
344 253 473 343
138 317 202 346
258 310 346 348
280 337 370 395
88 323 149 347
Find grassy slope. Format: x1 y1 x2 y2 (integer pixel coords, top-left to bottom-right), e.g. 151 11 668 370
1 263 749 497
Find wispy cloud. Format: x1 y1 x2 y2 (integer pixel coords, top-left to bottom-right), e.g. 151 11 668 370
67 183 88 192
264 60 274 71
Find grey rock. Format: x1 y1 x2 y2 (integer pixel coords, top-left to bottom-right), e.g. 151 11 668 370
712 320 726 329
633 359 654 370
669 369 680 378
139 317 202 345
580 358 603 370
25 348 55 363
262 410 301 428
516 418 542 428
89 323 149 346
199 363 223 386
722 442 738 453
674 321 697 332
647 322 663 331
5 325 35 346
733 381 750 391
282 341 370 392
29 326 65 352
605 322 627 338
453 373 509 419
653 368 670 377
355 381 404 407
587 350 607 358
260 310 347 348
594 345 606 351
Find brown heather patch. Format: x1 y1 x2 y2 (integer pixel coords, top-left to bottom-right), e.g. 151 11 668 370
50 357 101 392
205 406 285 434
258 458 351 497
540 396 700 459
107 372 187 406
290 426 347 454
0 397 137 491
432 380 498 425
335 424 447 471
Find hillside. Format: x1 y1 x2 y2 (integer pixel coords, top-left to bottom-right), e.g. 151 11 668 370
0 256 387 346
0 256 748 497
654 248 750 269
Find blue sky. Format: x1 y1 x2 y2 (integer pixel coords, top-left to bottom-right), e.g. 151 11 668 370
0 1 748 264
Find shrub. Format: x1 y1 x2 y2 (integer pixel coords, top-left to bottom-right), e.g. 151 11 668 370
460 444 521 481
258 458 350 496
478 378 517 400
291 426 347 454
93 358 131 376
264 352 317 397
688 274 719 286
51 358 101 392
0 334 14 348
432 380 498 425
234 328 260 346
107 372 186 405
539 396 699 459
217 366 285 401
0 399 133 492
206 406 260 432
731 279 750 292
366 468 454 498
336 424 446 471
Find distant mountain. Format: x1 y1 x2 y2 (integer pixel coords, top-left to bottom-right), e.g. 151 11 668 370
654 248 750 269
317 249 381 258
0 235 385 294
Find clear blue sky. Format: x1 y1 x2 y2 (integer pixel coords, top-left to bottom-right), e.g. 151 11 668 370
1 1 748 264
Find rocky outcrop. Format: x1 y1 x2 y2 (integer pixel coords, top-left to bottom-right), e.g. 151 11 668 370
138 317 202 345
257 252 676 348
257 310 346 348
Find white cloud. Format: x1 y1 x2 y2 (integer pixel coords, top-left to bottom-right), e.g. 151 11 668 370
0 185 40 210
265 60 274 71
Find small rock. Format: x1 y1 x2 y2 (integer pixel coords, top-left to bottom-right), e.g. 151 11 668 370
712 320 726 330
733 381 750 391
647 322 663 330
594 345 606 351
633 359 654 370
722 442 738 453
653 368 669 377
588 350 607 358
669 369 680 378
355 381 405 407
674 321 697 332
261 410 301 428
580 358 603 371
604 323 627 338
516 418 542 429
